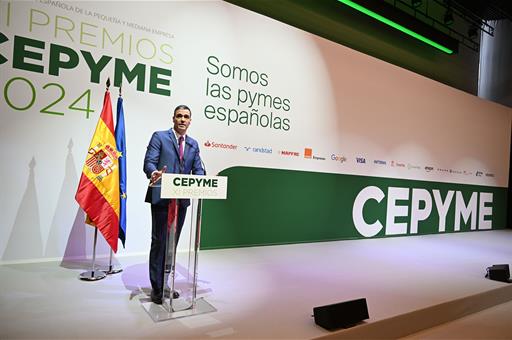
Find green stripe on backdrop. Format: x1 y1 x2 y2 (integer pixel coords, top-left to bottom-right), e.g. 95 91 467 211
201 167 508 249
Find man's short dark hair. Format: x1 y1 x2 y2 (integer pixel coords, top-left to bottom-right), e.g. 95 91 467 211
174 105 191 117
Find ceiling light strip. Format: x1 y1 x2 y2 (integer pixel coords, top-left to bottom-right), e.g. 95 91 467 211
337 0 454 54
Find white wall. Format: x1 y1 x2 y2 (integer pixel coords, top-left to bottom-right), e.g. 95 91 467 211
0 0 510 263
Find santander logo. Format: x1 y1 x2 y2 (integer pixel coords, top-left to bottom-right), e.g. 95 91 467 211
203 141 237 150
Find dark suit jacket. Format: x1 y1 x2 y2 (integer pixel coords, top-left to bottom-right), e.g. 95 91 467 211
143 129 205 207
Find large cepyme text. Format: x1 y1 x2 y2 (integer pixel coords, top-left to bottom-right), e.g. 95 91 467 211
1 32 172 96
352 186 494 237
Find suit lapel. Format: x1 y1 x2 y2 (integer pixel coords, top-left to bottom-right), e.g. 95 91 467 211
184 138 195 161
168 129 179 158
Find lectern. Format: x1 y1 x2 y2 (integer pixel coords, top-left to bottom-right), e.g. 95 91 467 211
142 174 228 322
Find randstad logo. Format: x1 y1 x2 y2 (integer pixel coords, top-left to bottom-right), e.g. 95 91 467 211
203 141 237 150
246 147 272 154
356 157 366 164
331 154 347 163
304 148 313 159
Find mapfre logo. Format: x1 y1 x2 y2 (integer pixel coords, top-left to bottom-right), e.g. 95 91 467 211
203 141 237 150
280 150 300 157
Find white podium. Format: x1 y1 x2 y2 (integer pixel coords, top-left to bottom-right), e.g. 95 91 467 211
143 174 227 322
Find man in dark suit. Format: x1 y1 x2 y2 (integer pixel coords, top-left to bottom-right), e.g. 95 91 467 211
143 104 205 304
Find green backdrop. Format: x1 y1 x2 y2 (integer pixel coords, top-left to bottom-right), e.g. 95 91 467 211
201 166 507 249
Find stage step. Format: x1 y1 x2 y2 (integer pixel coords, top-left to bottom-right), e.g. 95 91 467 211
314 283 512 339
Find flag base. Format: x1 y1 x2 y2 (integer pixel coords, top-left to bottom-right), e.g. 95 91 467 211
142 297 216 322
102 266 123 275
79 270 106 281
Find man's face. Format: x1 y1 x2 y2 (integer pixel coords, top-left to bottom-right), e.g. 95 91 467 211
173 108 191 135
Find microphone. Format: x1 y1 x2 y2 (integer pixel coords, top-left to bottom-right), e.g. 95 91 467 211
179 150 186 174
200 158 207 176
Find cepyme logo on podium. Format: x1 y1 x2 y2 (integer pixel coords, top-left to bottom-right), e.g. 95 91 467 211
161 174 228 199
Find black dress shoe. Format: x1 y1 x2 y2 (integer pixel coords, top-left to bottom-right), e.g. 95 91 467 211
151 291 162 305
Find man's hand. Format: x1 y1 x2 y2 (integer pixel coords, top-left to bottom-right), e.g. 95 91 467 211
149 165 167 186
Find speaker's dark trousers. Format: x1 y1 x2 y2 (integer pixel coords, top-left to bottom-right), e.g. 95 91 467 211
149 203 187 295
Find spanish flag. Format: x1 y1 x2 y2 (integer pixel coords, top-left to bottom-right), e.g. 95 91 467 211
75 89 120 252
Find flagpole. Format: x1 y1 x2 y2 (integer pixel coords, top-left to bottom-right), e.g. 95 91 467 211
103 82 124 276
79 227 106 281
103 248 123 275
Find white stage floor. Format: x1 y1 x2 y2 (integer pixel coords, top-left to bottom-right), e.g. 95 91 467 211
1 230 512 339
